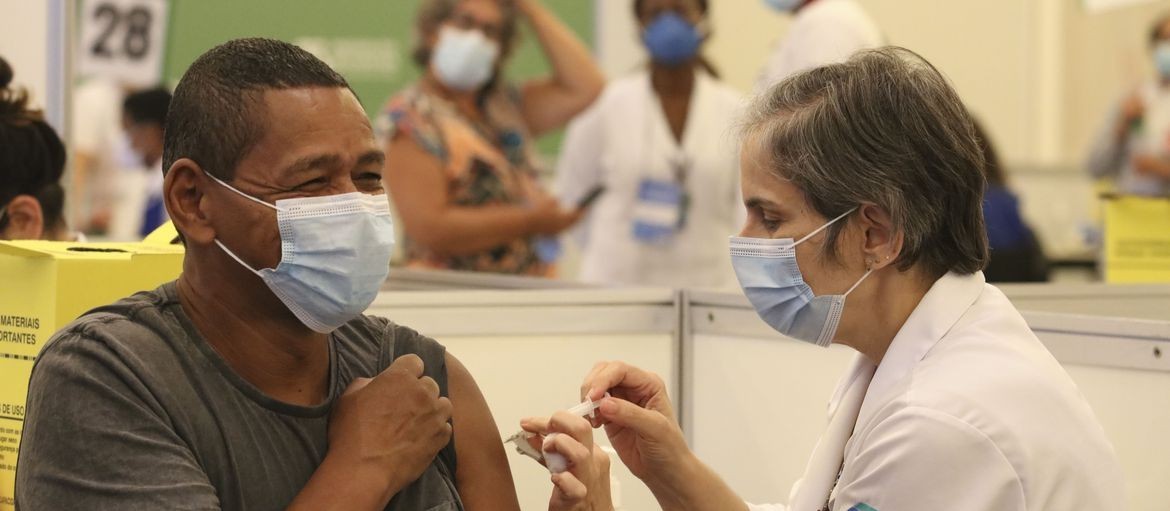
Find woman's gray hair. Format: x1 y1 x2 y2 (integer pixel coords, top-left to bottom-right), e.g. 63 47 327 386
742 46 989 278
411 0 520 67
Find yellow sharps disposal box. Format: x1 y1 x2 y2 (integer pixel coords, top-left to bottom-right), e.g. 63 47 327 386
1102 196 1170 283
0 225 183 510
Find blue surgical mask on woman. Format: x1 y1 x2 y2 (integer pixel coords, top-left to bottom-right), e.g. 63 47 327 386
208 174 396 334
642 12 703 66
1155 42 1170 79
432 26 500 92
763 0 803 12
729 208 873 347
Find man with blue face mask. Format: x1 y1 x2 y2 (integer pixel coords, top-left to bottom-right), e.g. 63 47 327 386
756 0 882 92
15 38 607 511
1087 13 1170 197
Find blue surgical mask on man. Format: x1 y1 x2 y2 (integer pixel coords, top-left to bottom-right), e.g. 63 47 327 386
208 174 395 333
431 25 500 92
729 208 872 347
642 12 703 66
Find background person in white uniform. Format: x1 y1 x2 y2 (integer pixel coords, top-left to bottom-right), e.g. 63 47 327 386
111 87 170 241
757 0 882 91
548 48 1125 511
70 77 139 236
556 0 743 288
1086 13 1170 197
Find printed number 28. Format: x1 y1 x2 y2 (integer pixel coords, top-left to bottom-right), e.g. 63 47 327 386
91 3 153 60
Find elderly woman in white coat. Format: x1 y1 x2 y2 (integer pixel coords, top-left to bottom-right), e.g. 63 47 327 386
536 48 1126 511
555 0 743 289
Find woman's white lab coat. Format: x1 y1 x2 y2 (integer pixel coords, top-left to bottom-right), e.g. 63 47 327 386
749 272 1125 511
556 70 744 288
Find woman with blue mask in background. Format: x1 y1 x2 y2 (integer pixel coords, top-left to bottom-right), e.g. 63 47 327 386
379 0 604 276
545 49 1124 511
1087 13 1170 197
555 0 745 288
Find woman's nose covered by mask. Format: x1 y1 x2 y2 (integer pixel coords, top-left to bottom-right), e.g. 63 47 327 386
728 209 872 347
432 25 500 92
642 12 704 66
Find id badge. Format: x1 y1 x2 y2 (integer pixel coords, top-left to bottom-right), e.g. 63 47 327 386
632 178 684 243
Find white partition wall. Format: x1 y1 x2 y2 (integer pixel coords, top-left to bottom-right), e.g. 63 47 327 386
384 268 597 292
999 282 1170 320
1025 311 1170 509
367 288 679 511
685 291 1170 511
684 291 854 505
366 272 1170 510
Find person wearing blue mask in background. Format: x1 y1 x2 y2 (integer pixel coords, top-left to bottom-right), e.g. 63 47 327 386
115 87 172 240
534 48 1125 511
1087 13 1170 197
379 0 604 277
555 0 745 288
757 0 882 91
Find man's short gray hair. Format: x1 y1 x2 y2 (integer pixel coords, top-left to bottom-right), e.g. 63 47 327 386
742 46 989 278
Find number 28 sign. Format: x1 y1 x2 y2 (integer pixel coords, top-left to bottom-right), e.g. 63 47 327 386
78 0 169 86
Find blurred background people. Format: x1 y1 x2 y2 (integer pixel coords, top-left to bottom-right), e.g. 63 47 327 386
0 56 75 242
1087 13 1170 197
70 77 138 236
555 0 743 288
974 118 1049 283
756 0 882 90
109 87 171 240
379 0 604 276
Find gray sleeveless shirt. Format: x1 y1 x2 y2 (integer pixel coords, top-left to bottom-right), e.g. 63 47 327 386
15 281 463 511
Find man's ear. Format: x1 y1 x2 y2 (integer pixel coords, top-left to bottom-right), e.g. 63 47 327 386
1 195 45 240
164 158 216 245
856 203 903 270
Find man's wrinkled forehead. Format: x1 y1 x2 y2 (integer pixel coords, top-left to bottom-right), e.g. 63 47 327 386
233 86 378 182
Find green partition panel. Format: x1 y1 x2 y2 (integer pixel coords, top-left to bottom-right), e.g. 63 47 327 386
162 0 594 155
